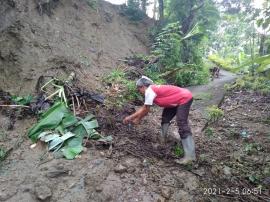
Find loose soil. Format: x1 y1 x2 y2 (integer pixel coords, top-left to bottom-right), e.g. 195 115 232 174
0 74 269 202
0 0 151 94
0 1 269 202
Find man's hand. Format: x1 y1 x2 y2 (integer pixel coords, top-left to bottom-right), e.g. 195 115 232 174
123 105 150 125
123 116 132 124
132 118 141 125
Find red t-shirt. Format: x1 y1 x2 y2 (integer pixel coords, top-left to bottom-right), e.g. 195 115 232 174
145 85 192 107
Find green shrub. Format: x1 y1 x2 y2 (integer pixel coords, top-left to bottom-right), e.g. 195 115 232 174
227 76 270 95
150 22 209 86
206 105 224 123
120 0 146 21
86 0 97 9
0 147 7 161
205 127 214 137
173 145 184 157
208 54 238 72
104 69 141 109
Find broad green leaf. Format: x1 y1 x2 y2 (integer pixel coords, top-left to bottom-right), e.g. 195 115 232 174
38 131 53 139
61 145 83 160
41 134 60 142
60 132 76 141
88 129 101 139
257 64 270 73
72 125 87 137
28 102 69 142
39 102 69 120
46 132 75 151
61 136 84 159
97 135 113 143
48 137 63 151
76 114 95 126
65 136 83 147
11 95 33 105
237 55 270 71
55 125 65 135
81 120 99 135
62 114 78 128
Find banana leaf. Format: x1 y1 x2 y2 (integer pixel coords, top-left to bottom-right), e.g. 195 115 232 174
236 54 270 72
48 137 63 151
28 102 69 142
62 114 78 128
61 136 83 159
48 132 76 151
72 124 87 137
72 115 99 137
61 145 83 160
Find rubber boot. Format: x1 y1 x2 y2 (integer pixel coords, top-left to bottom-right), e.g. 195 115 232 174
175 135 196 165
159 123 170 144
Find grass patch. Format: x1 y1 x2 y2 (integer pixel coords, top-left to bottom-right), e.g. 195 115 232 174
0 147 7 161
0 128 7 141
206 105 224 123
173 144 184 157
194 92 213 100
226 76 270 95
205 127 214 138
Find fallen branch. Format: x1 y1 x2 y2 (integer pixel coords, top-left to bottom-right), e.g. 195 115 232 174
0 105 30 108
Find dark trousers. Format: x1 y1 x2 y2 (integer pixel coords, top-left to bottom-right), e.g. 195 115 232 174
161 98 193 139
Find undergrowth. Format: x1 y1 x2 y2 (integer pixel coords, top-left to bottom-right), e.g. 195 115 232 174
225 75 270 95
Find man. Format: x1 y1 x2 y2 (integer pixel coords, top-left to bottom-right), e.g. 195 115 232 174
210 66 220 80
123 76 196 164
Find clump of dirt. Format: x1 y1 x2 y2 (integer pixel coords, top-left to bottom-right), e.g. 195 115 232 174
0 0 153 94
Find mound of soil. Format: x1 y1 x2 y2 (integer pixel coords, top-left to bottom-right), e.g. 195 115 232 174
0 0 152 94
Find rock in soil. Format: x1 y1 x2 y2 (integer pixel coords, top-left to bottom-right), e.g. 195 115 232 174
161 186 172 199
114 164 127 174
34 184 52 201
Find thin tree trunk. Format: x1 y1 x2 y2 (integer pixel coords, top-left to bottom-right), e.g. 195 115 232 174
259 34 266 56
141 0 147 14
158 0 164 21
181 1 204 34
153 0 157 19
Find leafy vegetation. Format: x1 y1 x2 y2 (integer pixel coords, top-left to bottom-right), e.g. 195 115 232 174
205 127 214 137
173 144 184 157
86 0 98 10
104 69 142 108
206 105 224 123
226 76 270 95
208 54 237 72
28 101 111 159
0 147 7 162
150 22 209 86
120 0 147 21
11 95 33 105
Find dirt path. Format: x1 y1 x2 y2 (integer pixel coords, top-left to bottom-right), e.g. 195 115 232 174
0 70 240 202
189 69 237 112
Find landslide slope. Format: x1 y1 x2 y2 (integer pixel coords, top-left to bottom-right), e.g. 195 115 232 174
0 0 151 94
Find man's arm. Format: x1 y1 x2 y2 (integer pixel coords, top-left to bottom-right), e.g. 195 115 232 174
123 105 150 124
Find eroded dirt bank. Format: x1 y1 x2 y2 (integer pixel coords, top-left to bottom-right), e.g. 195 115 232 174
0 0 151 94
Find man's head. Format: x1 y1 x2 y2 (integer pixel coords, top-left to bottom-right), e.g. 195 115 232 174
136 76 153 94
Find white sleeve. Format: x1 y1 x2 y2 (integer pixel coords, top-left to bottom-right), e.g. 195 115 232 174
144 87 157 105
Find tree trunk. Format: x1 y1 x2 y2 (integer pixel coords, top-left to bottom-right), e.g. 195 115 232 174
158 0 164 21
153 0 157 19
181 0 204 34
259 34 266 56
141 0 147 14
